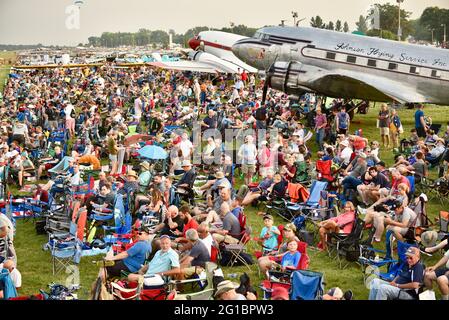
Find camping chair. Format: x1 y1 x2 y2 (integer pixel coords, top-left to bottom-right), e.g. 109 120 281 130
71 176 95 201
437 211 449 241
222 226 252 270
0 268 18 299
293 161 312 187
359 231 417 283
316 160 334 183
290 180 331 221
290 270 325 300
327 217 366 269
49 233 79 275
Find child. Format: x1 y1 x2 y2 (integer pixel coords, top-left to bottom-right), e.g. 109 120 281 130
280 240 302 271
258 215 280 254
409 128 419 145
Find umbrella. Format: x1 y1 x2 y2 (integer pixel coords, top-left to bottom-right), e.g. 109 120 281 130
123 134 152 147
137 145 168 160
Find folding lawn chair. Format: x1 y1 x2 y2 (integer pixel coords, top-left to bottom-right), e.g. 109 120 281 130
438 210 449 241
49 226 80 275
290 270 325 300
223 226 253 270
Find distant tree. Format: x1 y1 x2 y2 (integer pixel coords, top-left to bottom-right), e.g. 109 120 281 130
151 30 170 47
366 29 397 40
335 20 342 32
373 2 413 38
419 7 449 42
356 15 368 34
343 21 349 32
310 16 325 29
327 21 335 30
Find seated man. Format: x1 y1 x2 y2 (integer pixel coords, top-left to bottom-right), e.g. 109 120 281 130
378 168 410 199
150 205 185 247
425 138 446 165
178 229 210 279
175 160 196 195
424 247 449 300
100 226 152 280
117 170 139 198
137 161 152 193
357 166 391 206
194 185 233 224
37 145 63 180
127 235 180 288
341 153 368 201
211 202 241 245
2 259 21 291
87 182 116 215
172 205 199 251
369 247 424 300
194 171 231 198
241 169 274 206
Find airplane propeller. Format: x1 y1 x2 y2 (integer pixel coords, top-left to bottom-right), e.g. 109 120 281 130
261 62 275 106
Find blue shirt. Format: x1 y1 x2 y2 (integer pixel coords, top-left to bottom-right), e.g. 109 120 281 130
415 110 424 128
281 251 301 269
260 226 279 251
145 248 180 275
123 240 152 273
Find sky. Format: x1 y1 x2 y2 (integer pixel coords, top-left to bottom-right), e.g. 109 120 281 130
0 0 448 46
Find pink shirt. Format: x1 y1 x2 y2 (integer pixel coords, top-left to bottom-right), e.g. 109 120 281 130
331 210 355 234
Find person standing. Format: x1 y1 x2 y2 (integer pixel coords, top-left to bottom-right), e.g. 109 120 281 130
238 135 258 185
389 108 402 149
378 104 390 148
314 108 327 151
336 106 350 135
414 104 428 138
107 131 119 175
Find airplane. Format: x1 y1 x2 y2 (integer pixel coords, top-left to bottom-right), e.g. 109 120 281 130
146 31 258 74
232 26 449 105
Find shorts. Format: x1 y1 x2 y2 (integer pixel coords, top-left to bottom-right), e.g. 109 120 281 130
435 268 449 279
45 163 55 170
183 266 205 278
66 118 75 131
109 154 118 162
242 164 256 175
105 260 131 278
338 128 347 135
416 127 426 138
380 127 389 135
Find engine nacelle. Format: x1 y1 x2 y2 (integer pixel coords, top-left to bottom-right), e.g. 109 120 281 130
268 61 309 95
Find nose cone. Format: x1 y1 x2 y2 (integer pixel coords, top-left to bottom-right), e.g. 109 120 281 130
188 38 200 50
232 39 268 70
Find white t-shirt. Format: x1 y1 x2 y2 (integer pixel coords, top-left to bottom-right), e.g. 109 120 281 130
340 146 353 165
9 268 22 288
238 143 257 165
180 139 193 159
64 104 74 120
200 234 213 257
445 250 449 269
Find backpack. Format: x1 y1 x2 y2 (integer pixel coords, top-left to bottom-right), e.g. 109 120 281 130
337 112 348 129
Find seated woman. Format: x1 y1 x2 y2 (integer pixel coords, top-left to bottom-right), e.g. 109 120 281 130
37 146 63 180
318 201 356 251
258 223 300 273
136 188 165 220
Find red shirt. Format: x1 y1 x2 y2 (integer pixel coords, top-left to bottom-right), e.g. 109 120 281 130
183 218 199 237
391 175 410 194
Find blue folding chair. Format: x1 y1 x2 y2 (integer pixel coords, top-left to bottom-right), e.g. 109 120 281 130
290 270 325 300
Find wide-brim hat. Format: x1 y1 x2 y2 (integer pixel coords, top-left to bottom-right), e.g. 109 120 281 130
421 230 438 248
140 161 150 171
181 160 192 167
215 171 225 179
214 280 239 298
127 170 139 179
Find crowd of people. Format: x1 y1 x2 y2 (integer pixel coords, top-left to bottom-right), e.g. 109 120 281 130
0 61 448 301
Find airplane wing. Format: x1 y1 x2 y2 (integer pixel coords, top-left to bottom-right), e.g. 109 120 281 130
307 68 427 103
221 57 258 73
146 61 220 74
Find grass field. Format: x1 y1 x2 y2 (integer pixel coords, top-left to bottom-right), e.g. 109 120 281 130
1 58 448 299
8 102 448 300
0 51 16 92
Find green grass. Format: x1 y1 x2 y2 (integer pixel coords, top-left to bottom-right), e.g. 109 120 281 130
9 102 449 300
0 51 16 92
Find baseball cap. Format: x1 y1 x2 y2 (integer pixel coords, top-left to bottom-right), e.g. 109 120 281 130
263 214 274 221
283 223 297 232
326 287 344 299
405 247 420 257
390 200 403 210
418 193 428 202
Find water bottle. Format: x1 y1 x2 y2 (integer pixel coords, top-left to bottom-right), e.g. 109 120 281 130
374 255 380 263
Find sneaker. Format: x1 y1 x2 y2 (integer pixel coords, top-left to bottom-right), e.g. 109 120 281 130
357 205 367 215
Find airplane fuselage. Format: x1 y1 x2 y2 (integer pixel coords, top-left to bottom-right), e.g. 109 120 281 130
233 26 449 104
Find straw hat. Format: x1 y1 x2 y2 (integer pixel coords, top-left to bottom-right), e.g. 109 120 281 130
214 280 239 298
127 170 139 179
215 171 225 179
140 161 150 171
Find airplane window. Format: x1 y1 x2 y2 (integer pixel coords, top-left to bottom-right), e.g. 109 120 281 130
326 52 336 60
431 70 441 78
388 63 397 70
346 56 357 63
409 66 420 74
367 59 377 67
